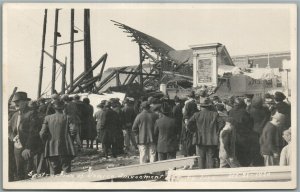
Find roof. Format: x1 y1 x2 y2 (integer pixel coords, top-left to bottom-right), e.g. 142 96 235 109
111 20 175 55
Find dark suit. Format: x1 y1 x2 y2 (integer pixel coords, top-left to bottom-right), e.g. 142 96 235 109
40 112 75 175
100 108 119 157
8 107 42 180
187 108 224 169
154 115 179 161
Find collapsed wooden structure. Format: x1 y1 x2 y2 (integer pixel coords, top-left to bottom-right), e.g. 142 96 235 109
37 9 196 99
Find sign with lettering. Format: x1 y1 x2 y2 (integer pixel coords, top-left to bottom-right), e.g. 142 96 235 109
197 59 213 84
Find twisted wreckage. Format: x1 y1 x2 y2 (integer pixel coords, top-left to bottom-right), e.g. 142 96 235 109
30 9 290 182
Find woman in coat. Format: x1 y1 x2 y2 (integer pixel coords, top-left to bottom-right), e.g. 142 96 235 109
229 97 256 167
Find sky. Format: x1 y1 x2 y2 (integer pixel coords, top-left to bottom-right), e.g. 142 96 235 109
3 3 296 99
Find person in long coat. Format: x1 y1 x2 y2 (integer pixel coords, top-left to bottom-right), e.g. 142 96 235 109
122 98 138 151
100 101 119 158
228 97 256 167
9 92 43 181
111 99 124 156
94 100 106 150
187 98 224 169
180 92 198 157
62 94 81 149
40 100 75 175
83 98 97 149
132 101 159 164
248 96 270 166
154 103 180 161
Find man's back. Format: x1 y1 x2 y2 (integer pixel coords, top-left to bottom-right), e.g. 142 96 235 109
132 110 158 144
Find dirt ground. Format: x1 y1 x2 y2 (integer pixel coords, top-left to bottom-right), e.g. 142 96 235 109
71 146 140 173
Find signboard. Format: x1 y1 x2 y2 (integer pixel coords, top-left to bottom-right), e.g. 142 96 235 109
197 59 213 84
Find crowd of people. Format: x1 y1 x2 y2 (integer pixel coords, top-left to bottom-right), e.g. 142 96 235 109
8 89 292 181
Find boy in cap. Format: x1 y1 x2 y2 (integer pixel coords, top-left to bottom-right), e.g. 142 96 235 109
259 112 285 166
40 100 75 175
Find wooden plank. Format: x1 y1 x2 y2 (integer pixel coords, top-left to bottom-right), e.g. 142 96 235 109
24 156 198 182
166 166 291 182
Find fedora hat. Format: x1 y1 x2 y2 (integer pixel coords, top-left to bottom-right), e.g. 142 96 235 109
200 97 212 107
12 92 31 102
160 103 171 115
141 101 150 109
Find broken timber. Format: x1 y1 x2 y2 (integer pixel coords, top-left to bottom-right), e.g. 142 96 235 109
166 166 291 182
24 156 198 182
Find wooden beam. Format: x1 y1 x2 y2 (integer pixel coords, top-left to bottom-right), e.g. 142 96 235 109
51 9 60 94
118 71 158 76
123 68 134 85
166 166 291 182
25 156 198 182
66 53 108 93
61 57 67 94
84 9 93 81
139 44 143 88
50 39 83 47
8 87 18 105
37 9 47 99
44 50 65 67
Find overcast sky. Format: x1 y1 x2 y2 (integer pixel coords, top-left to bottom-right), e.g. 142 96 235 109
3 4 296 99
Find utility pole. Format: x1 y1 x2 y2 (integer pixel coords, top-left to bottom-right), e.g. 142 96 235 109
84 9 93 82
61 57 67 94
51 9 60 94
70 9 75 89
37 9 47 98
139 44 143 88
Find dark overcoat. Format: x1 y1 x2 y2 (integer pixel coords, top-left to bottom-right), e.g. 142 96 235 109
100 108 119 144
40 113 75 158
229 106 256 166
9 107 43 154
122 105 137 130
187 108 224 146
132 109 159 145
154 115 180 153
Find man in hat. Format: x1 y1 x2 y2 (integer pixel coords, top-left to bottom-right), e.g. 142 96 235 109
111 99 124 156
9 92 42 180
122 98 138 152
100 101 119 158
40 100 75 175
180 91 198 157
132 101 159 164
94 100 106 150
73 95 86 147
62 94 82 150
45 94 60 115
274 91 291 130
154 103 180 161
172 97 183 133
187 97 224 169
82 98 97 149
259 112 285 166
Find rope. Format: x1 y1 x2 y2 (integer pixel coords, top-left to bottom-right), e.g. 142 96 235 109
41 66 62 96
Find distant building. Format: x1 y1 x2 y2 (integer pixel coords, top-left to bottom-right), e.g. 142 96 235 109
231 51 290 69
